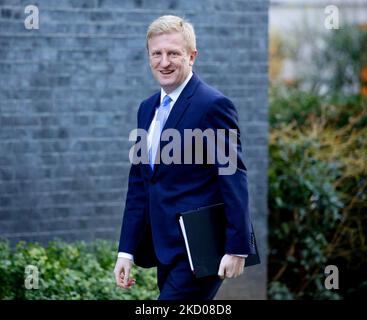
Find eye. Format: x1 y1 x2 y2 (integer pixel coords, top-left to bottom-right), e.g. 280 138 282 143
169 51 179 57
151 51 161 57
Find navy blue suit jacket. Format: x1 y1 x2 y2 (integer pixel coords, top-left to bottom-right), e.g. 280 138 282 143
118 73 256 267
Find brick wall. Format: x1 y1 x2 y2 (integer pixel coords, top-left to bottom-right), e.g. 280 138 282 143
0 0 269 299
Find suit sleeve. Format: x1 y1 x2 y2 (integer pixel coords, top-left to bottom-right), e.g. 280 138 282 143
118 105 148 254
202 97 256 255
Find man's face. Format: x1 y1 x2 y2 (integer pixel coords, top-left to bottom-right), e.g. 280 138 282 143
148 32 197 94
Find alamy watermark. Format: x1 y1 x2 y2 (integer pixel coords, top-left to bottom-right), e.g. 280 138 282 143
324 265 339 290
24 265 39 290
24 5 39 30
324 5 340 30
129 127 239 176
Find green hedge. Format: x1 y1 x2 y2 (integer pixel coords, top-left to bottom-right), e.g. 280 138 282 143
268 88 367 299
0 239 159 300
268 23 367 300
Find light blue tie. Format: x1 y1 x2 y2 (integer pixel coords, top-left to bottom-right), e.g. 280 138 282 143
149 95 172 169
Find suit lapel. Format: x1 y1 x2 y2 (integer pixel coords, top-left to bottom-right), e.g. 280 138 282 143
140 93 160 132
139 93 160 177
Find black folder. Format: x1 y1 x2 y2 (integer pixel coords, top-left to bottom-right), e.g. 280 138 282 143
179 203 260 278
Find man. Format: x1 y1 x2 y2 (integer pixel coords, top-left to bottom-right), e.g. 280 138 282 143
114 15 256 300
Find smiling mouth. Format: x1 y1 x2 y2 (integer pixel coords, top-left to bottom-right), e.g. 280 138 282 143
160 70 174 75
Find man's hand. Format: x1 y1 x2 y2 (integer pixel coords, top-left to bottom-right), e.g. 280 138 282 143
218 254 245 280
114 257 136 289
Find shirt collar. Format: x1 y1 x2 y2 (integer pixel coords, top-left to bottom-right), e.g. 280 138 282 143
160 71 193 105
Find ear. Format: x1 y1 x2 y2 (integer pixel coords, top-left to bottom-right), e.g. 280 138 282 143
189 50 198 66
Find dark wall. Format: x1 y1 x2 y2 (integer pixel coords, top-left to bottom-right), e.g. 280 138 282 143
0 0 269 299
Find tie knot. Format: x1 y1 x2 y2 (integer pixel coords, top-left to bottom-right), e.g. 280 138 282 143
161 95 172 108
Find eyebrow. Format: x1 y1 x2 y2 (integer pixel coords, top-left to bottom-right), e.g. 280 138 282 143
151 48 182 54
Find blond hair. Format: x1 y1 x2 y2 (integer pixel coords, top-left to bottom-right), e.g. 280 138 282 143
146 15 196 52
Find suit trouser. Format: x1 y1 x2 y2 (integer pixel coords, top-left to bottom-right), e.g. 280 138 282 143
157 254 223 300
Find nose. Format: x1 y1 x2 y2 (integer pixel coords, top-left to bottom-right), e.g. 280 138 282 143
160 53 170 68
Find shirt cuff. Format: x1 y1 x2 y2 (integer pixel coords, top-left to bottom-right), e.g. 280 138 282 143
229 254 248 258
118 252 134 262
